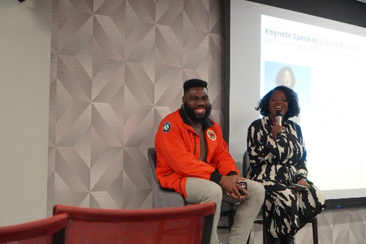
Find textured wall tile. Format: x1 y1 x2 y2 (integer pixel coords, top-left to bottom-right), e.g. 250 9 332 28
49 0 224 213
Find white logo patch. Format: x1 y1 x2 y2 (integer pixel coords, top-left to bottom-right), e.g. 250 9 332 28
162 122 171 133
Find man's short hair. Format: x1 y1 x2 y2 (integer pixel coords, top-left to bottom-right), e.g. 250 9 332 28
183 79 208 93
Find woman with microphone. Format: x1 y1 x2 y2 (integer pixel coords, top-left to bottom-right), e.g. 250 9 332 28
246 86 325 244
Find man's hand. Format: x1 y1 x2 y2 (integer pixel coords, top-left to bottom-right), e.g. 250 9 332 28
219 175 249 201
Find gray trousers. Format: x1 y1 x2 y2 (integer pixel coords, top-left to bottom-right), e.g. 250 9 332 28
185 177 265 244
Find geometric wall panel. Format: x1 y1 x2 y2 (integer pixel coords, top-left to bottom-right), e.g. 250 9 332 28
48 0 225 215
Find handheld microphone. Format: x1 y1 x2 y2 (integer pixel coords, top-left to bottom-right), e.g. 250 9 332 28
275 110 282 126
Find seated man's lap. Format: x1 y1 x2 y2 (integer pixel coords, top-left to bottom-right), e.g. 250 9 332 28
185 177 223 204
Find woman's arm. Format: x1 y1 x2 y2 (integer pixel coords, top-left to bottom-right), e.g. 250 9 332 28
246 119 282 164
293 123 309 182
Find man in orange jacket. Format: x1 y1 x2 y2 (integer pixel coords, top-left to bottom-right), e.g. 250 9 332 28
155 78 265 244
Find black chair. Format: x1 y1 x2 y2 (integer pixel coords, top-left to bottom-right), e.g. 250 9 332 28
243 151 319 244
147 147 237 231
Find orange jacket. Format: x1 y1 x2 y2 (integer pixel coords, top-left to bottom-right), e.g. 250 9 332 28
155 108 240 198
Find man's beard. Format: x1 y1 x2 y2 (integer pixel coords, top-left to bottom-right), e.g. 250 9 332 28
183 102 212 123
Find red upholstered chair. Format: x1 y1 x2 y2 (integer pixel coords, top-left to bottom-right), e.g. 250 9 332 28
0 213 67 244
53 201 216 244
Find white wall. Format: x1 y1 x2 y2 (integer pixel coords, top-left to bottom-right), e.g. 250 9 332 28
0 0 51 226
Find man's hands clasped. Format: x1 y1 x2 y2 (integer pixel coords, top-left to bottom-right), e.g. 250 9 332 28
219 175 248 201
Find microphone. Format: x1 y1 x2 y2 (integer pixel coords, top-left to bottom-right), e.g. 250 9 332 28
275 110 282 126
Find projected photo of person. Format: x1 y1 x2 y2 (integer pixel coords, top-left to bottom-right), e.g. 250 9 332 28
276 66 296 89
264 62 311 117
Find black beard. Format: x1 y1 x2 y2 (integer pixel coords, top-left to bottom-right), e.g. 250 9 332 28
183 102 212 123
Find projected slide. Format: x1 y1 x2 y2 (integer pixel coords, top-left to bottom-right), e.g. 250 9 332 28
261 15 366 195
228 0 366 200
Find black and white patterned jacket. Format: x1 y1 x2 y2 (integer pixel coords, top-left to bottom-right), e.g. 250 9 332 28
246 116 308 184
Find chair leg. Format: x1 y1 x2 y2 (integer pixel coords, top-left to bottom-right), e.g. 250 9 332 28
218 210 235 230
262 216 268 244
228 210 234 231
312 218 318 244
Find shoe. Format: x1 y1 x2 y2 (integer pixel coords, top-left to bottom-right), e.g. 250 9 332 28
281 235 295 244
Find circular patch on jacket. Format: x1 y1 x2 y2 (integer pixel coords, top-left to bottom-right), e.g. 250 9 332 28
162 121 171 133
207 130 216 141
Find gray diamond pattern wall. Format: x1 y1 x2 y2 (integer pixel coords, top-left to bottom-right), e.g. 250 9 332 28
48 0 224 211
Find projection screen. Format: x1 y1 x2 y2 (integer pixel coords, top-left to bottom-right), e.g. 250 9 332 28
227 0 366 203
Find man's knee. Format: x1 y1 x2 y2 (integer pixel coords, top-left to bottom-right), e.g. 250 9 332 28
204 182 223 202
186 178 223 204
246 179 265 202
